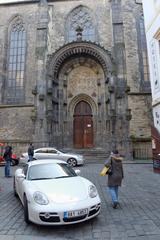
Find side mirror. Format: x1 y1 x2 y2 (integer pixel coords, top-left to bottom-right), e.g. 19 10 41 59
17 173 25 179
75 169 81 175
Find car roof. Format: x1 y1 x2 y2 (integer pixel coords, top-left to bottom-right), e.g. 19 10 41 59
28 159 66 166
34 147 57 151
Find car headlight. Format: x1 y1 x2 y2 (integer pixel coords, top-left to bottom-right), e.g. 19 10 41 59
89 185 97 198
33 191 49 205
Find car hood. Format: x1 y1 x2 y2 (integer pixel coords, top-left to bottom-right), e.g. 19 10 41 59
30 176 89 203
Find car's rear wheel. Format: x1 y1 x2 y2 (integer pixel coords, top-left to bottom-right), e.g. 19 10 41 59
67 158 77 167
24 195 30 224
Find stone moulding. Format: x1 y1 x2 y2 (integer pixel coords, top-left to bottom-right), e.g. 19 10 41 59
130 136 151 142
47 41 116 79
126 109 132 121
110 109 116 118
108 85 114 92
30 109 37 121
39 94 45 101
32 86 37 95
105 97 110 104
125 86 130 93
47 88 52 94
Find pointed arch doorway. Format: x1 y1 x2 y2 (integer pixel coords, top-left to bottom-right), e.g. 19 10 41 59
73 101 93 148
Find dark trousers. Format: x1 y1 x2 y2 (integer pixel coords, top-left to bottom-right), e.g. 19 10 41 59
5 160 11 177
28 155 33 161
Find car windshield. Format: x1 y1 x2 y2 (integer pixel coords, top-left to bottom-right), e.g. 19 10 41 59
27 163 77 181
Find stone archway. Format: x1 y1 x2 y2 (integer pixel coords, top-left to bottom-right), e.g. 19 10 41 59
69 94 97 148
47 41 115 79
46 41 116 149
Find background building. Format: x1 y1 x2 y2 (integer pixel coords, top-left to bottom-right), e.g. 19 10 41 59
142 0 160 156
0 0 152 159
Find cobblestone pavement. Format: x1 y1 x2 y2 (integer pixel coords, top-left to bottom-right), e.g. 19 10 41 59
0 163 160 240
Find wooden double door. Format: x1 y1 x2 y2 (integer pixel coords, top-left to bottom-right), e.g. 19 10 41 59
73 101 93 148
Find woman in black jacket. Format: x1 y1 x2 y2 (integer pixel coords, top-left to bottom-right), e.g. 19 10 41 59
105 150 124 209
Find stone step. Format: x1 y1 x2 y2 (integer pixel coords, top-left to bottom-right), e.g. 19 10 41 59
63 148 110 164
63 148 152 164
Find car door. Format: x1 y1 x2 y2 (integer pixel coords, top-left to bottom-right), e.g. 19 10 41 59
47 149 60 159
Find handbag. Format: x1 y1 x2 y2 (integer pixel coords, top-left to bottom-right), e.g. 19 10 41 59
100 166 110 176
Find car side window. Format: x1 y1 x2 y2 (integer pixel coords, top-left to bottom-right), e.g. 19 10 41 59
48 149 57 154
36 150 47 153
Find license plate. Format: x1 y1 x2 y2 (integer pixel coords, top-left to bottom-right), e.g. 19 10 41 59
64 208 88 218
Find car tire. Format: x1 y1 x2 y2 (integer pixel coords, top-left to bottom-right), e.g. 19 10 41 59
24 195 30 224
67 158 77 167
13 177 18 197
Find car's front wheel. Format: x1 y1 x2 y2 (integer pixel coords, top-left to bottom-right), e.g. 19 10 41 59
67 158 77 167
24 195 30 224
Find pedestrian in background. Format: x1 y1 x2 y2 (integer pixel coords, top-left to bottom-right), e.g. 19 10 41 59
105 150 124 209
3 144 12 177
28 143 34 161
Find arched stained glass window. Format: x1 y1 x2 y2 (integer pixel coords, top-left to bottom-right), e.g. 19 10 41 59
66 6 96 42
5 17 26 104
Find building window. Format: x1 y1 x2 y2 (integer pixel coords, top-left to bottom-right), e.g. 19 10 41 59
154 107 160 132
150 40 159 91
66 6 96 42
137 15 150 84
150 29 160 92
4 17 26 104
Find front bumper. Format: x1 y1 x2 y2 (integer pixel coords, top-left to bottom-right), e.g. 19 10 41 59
77 157 85 165
28 197 101 225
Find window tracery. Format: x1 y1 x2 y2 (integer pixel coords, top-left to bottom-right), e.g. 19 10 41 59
66 6 96 42
5 16 26 104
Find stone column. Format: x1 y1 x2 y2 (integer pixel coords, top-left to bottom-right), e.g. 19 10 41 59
33 0 49 146
0 35 5 103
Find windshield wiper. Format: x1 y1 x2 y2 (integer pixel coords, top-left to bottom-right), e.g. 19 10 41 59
54 176 71 179
31 177 53 180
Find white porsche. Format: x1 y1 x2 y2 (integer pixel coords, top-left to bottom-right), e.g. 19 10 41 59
14 159 101 225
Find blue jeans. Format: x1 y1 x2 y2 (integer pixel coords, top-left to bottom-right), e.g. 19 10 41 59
28 155 33 161
5 160 11 177
108 186 119 203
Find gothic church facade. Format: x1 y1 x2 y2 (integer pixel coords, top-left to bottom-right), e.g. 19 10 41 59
0 0 152 158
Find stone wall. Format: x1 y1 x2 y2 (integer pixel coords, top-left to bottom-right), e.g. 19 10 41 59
0 0 152 159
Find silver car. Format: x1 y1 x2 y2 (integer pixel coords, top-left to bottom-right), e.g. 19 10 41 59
20 147 84 167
